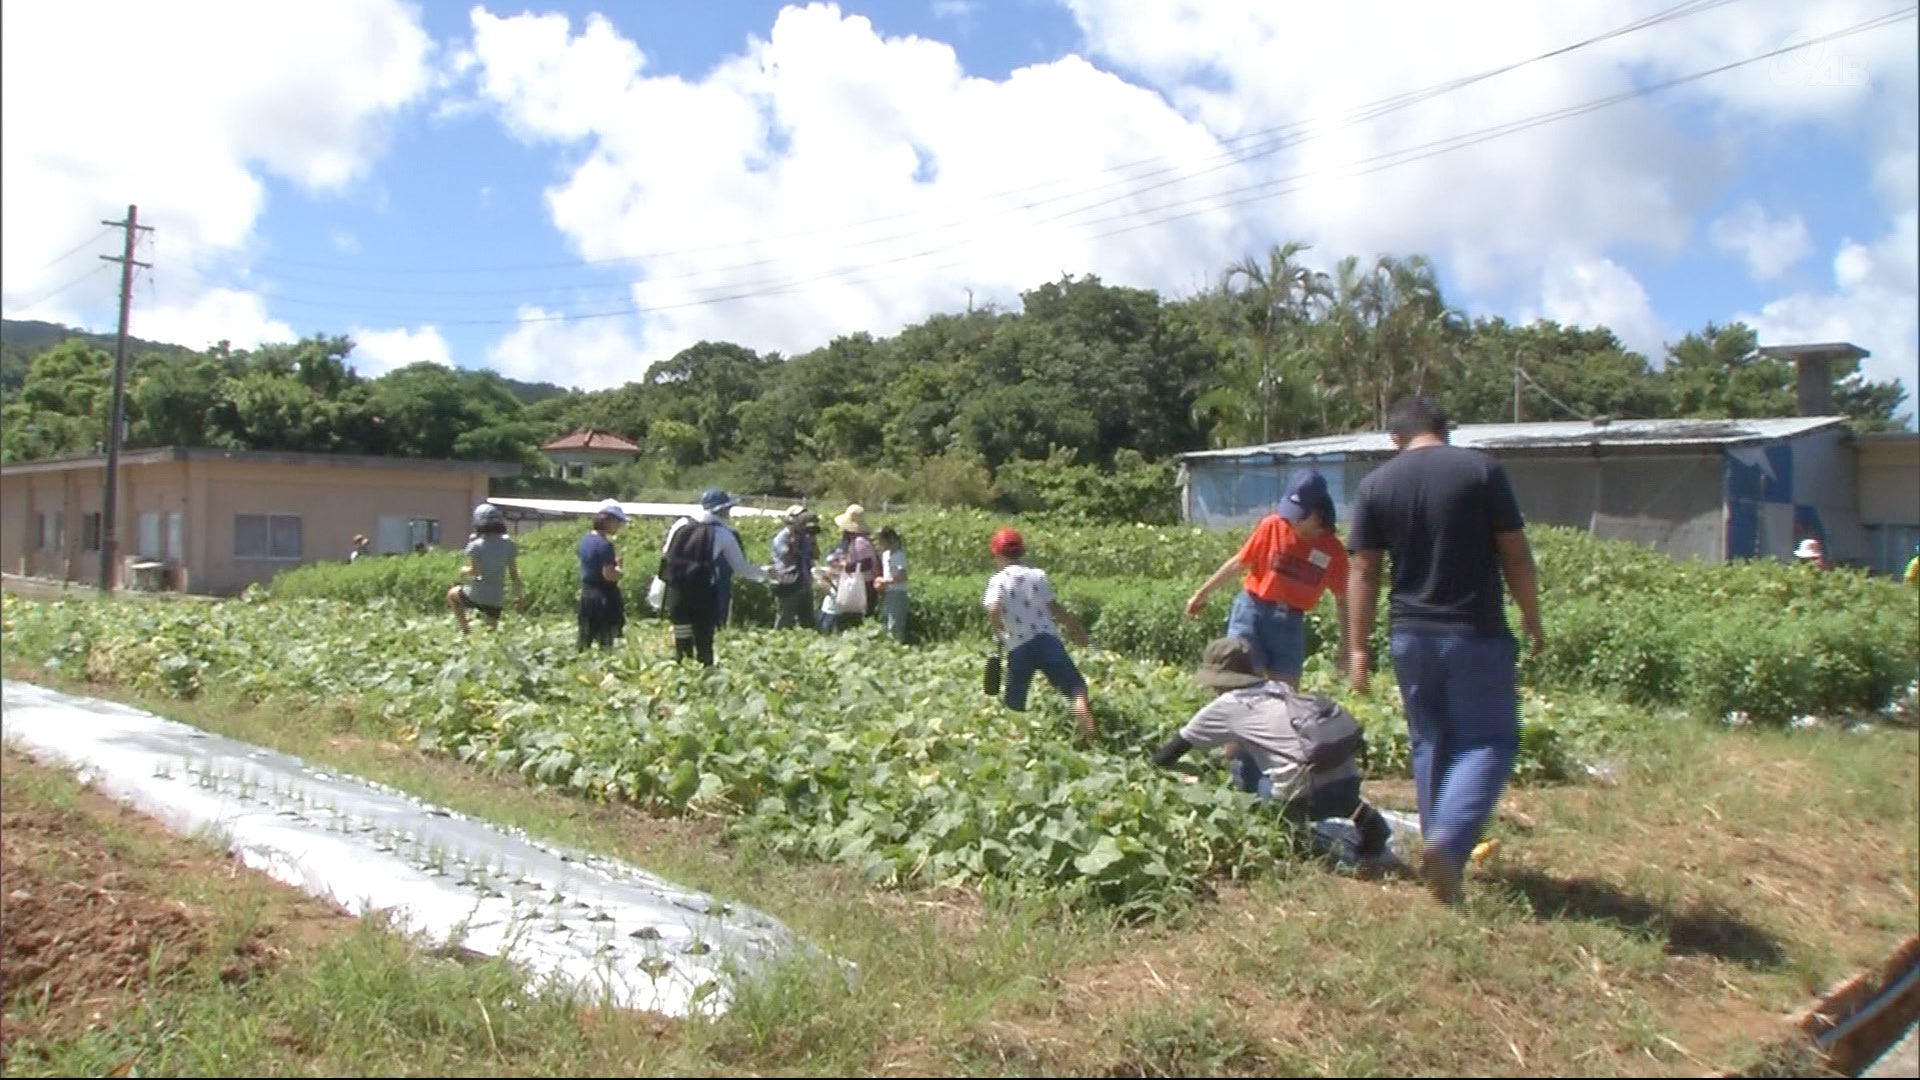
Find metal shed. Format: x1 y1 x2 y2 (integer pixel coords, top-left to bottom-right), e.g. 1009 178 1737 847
1176 416 1869 567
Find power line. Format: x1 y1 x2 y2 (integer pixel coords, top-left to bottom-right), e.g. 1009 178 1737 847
8 261 116 310
1518 364 1598 422
222 0 1752 282
29 227 116 273
232 5 1914 329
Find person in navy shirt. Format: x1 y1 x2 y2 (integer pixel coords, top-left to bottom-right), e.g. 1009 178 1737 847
577 499 628 651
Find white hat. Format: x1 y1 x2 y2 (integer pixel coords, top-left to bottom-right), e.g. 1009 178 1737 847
1793 537 1823 560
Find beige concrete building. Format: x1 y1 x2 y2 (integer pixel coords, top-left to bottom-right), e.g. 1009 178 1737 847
1 448 519 595
1855 431 1920 576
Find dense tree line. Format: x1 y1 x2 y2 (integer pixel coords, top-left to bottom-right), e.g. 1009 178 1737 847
4 243 1907 521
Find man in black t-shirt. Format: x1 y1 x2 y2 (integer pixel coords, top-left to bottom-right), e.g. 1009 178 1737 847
1345 396 1544 906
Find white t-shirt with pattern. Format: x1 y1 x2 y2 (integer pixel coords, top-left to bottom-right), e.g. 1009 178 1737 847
982 564 1060 651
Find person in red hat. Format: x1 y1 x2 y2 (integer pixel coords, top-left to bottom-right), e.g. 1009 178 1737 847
983 527 1097 743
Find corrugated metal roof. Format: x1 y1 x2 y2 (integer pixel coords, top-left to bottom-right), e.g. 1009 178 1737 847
1178 416 1848 461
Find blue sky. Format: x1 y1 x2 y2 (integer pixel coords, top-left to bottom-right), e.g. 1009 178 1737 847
3 0 1915 413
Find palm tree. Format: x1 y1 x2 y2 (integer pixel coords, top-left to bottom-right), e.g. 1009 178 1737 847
1222 241 1331 443
1351 254 1464 427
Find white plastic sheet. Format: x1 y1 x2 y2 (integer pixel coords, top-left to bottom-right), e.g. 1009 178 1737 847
0 680 818 1017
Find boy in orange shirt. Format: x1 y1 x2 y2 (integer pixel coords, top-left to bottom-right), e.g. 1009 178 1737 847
1184 469 1348 687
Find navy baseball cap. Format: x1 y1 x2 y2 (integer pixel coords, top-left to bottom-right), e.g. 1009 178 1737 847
1278 470 1335 528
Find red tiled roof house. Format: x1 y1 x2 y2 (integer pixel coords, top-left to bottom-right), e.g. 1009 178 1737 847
542 428 643 479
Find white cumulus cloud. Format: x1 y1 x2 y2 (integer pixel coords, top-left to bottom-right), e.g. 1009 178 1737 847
1738 210 1920 412
1535 255 1668 363
351 325 453 377
461 3 1250 374
485 307 646 388
1709 202 1812 281
0 0 433 347
447 0 1915 403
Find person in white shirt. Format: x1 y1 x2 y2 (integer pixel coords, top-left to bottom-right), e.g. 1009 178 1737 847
982 527 1097 744
659 488 768 666
876 525 909 643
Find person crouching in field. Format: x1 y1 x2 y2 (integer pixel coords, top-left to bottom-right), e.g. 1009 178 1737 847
578 499 629 651
983 528 1097 744
449 503 527 635
1150 637 1391 864
1184 469 1348 688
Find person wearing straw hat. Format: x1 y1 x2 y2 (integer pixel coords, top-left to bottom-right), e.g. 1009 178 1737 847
349 533 371 563
577 499 629 652
823 503 880 629
1151 637 1391 863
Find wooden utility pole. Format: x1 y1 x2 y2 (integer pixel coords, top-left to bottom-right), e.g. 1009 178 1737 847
98 204 153 592
1512 349 1523 423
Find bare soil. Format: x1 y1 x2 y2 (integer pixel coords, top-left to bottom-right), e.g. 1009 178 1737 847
0 752 353 1065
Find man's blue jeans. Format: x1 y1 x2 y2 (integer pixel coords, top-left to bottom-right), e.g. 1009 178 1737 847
1389 630 1520 878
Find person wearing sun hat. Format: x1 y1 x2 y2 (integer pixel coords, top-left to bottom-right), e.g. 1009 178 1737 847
1148 636 1391 862
1183 468 1349 688
823 503 880 628
659 487 768 665
983 527 1098 743
1793 536 1828 570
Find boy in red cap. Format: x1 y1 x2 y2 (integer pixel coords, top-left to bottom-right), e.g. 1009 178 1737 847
983 528 1097 743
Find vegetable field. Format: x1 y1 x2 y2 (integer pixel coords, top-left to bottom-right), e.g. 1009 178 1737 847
6 593 1646 916
270 514 1920 722
5 513 1914 915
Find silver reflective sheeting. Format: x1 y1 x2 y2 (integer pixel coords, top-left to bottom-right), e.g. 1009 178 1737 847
1 680 824 1017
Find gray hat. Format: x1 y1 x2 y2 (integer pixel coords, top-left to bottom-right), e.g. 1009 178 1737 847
1195 637 1266 690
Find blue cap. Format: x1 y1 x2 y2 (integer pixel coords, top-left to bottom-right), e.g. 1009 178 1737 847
1278 470 1335 528
699 487 736 512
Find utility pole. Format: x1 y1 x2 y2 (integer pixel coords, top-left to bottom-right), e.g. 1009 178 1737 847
99 204 153 593
1512 349 1523 423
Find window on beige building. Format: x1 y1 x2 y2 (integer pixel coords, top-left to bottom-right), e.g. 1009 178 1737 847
137 512 162 559
235 514 302 559
81 512 102 552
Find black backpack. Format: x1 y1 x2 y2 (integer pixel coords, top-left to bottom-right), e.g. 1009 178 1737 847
659 519 717 591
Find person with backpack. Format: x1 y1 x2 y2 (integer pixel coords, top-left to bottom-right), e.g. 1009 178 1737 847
983 527 1097 744
448 503 526 635
1183 468 1348 688
659 488 768 666
577 499 629 652
1150 637 1391 863
768 505 821 630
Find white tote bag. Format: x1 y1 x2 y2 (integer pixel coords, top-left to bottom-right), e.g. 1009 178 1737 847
832 570 868 615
